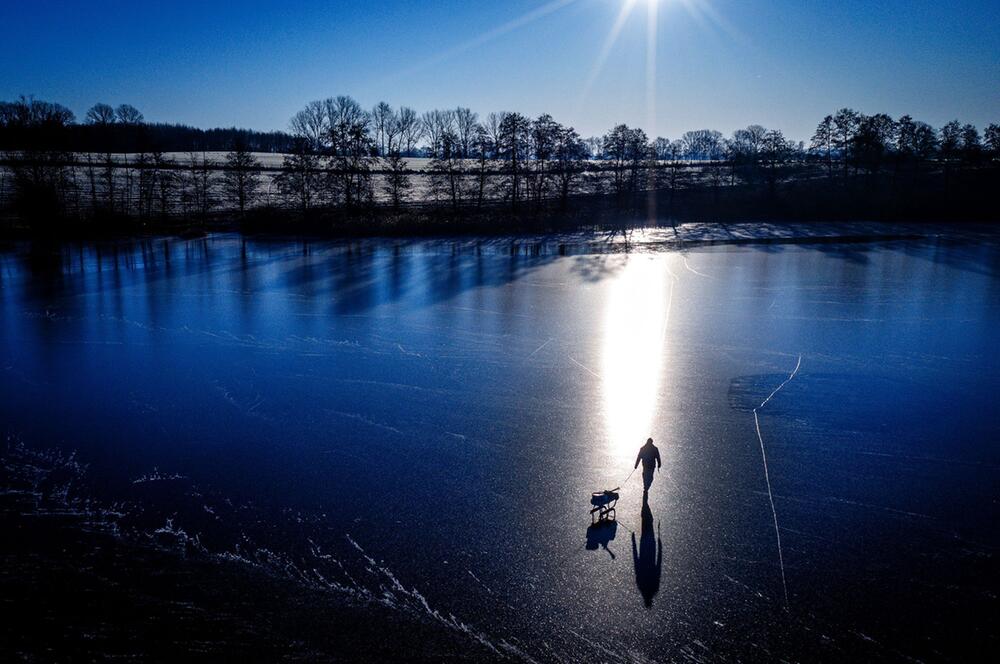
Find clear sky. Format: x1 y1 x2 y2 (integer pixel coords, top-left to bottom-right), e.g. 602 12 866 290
2 0 997 141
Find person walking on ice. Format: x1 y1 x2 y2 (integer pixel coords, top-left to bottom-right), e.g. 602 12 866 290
634 438 661 495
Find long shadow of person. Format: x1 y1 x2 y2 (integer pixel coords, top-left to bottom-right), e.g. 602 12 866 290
632 496 662 608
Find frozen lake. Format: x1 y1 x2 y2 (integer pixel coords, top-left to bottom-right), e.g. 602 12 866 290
1 230 998 661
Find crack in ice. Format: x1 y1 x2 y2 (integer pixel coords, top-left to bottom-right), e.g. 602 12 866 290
660 264 678 349
568 355 601 379
682 256 712 278
527 337 553 358
752 354 801 611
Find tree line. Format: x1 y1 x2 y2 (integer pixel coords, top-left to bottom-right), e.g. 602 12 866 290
808 109 996 176
0 97 283 221
271 97 999 212
0 97 294 153
1 94 998 227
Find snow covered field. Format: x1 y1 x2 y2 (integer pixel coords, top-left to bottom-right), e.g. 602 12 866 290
89 152 436 171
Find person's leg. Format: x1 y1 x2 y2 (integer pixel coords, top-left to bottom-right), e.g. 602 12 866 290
642 466 654 492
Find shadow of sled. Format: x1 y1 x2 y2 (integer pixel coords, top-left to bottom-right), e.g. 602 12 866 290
586 519 619 559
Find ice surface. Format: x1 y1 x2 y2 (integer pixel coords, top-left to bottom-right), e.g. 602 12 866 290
1 230 998 661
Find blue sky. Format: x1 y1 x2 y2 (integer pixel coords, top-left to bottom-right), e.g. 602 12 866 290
2 0 997 141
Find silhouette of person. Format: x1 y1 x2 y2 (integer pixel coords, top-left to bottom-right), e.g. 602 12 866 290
634 437 661 494
632 498 662 608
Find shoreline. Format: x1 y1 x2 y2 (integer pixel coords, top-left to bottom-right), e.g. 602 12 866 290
2 220 997 258
3 167 999 243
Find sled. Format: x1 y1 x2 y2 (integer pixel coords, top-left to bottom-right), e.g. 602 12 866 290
590 487 619 523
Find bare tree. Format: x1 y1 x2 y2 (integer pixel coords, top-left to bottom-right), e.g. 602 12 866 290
652 137 671 160
603 124 648 194
152 152 176 217
832 108 860 175
706 137 729 194
276 138 323 212
584 136 604 160
99 150 117 214
85 103 116 125
470 124 495 207
383 151 411 209
371 101 393 156
761 129 796 190
397 106 422 156
290 100 327 152
985 124 1000 161
851 113 897 174
454 107 478 158
626 128 649 193
497 112 531 208
184 152 215 218
3 97 76 222
960 123 982 164
553 125 587 205
134 151 155 218
893 115 917 172
889 115 937 170
603 124 631 192
664 139 687 194
429 128 464 210
324 96 368 149
382 107 401 156
939 120 962 164
528 114 560 206
83 103 118 212
327 110 375 207
120 153 135 216
115 104 144 124
810 115 835 176
485 113 505 157
223 139 263 216
681 129 723 161
420 110 456 157
729 124 768 183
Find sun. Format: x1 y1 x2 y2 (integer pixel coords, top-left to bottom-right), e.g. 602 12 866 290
579 0 663 128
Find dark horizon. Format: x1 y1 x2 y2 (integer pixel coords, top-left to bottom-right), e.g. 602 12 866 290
3 92 999 149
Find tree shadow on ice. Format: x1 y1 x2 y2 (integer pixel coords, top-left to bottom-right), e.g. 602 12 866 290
267 244 566 315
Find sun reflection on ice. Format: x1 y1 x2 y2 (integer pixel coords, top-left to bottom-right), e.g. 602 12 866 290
601 256 674 459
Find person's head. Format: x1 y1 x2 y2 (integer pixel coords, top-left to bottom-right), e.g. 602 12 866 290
646 437 653 445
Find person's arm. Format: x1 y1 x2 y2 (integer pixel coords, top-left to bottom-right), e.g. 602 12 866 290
655 448 661 469
634 450 640 469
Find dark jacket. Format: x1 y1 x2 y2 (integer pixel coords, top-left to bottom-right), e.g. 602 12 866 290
635 442 661 470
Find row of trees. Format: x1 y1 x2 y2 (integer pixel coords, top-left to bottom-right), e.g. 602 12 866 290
294 97 1000 173
2 94 998 223
1 145 266 222
809 108 998 176
272 97 821 209
276 100 594 211
0 96 295 153
278 98 1000 209
0 97 281 221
